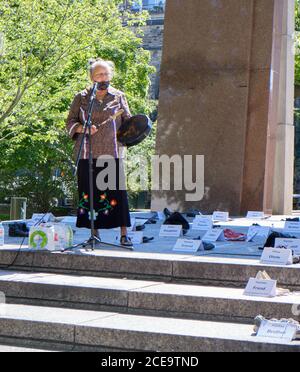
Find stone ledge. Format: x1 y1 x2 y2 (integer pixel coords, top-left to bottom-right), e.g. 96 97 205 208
0 270 299 323
0 250 299 289
0 304 299 352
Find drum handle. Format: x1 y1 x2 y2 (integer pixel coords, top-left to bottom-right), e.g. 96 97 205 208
95 109 124 129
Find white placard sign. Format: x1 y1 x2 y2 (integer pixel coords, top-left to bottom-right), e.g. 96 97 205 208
202 228 225 242
247 226 270 243
284 221 300 233
173 239 204 253
192 216 213 231
212 211 229 222
247 211 265 219
257 320 297 341
275 238 300 256
260 248 293 266
28 213 55 227
159 225 183 238
127 231 143 244
244 278 277 298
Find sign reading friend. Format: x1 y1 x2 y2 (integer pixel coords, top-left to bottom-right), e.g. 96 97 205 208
173 239 204 253
260 248 293 266
244 278 277 298
202 228 225 243
274 238 300 256
257 320 297 341
159 225 183 238
212 211 229 222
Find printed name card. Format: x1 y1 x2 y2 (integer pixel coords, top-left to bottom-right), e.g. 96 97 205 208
275 238 300 256
260 248 293 266
284 221 300 234
159 225 183 238
173 239 204 253
192 216 213 231
247 211 265 219
247 226 270 243
257 320 297 341
127 231 143 244
212 211 229 222
202 228 225 243
244 278 277 298
28 213 55 227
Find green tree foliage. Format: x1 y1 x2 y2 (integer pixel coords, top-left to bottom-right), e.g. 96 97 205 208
0 0 156 214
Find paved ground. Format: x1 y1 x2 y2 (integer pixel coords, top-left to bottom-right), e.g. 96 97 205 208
2 211 300 260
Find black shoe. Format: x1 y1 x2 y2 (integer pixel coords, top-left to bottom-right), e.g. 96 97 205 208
142 236 154 243
203 242 215 251
163 208 172 218
120 235 133 247
186 208 202 218
193 237 215 251
136 224 145 231
145 217 157 224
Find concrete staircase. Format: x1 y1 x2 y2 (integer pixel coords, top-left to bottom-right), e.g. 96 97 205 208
0 249 299 352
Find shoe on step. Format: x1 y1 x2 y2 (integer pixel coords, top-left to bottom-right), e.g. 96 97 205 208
120 235 133 247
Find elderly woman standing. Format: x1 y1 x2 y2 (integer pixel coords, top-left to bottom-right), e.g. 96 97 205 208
66 58 133 247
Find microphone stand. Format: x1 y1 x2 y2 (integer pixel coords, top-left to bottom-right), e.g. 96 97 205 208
64 83 133 252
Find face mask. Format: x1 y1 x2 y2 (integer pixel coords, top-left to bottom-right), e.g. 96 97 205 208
96 81 110 90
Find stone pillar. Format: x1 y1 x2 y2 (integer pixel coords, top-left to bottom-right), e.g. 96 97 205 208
272 0 295 215
151 0 285 215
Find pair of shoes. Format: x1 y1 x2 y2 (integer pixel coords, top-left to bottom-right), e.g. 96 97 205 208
163 211 190 235
120 235 133 247
9 223 29 237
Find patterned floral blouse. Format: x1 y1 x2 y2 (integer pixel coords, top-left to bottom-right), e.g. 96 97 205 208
66 85 132 159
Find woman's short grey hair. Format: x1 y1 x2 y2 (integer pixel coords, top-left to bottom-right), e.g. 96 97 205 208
88 58 115 79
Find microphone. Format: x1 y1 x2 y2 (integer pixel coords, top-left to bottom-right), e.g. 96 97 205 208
90 82 98 100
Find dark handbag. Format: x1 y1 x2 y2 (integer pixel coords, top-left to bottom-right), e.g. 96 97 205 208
163 211 190 235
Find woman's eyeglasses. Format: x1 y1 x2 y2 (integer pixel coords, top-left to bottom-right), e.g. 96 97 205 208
94 72 110 77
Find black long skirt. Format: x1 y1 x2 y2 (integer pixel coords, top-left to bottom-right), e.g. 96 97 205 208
76 158 131 229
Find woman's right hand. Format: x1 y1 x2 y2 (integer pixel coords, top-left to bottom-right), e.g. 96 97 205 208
90 125 98 135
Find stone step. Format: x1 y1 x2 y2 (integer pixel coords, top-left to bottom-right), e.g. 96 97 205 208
0 249 299 289
0 304 299 352
0 344 55 352
0 270 299 323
